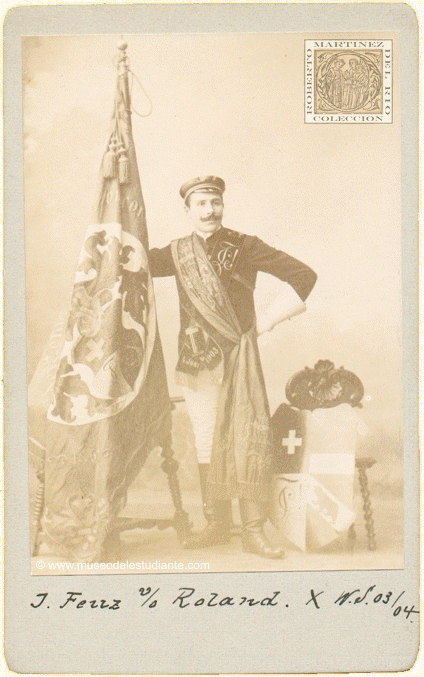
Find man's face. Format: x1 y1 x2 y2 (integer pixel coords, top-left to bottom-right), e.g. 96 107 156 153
185 191 224 234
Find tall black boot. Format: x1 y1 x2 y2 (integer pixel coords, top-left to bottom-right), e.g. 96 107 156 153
239 499 284 559
183 464 231 549
198 463 214 522
198 464 233 525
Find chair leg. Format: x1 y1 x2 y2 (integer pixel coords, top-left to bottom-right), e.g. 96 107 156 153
347 523 356 552
358 465 376 551
160 436 192 542
31 474 45 556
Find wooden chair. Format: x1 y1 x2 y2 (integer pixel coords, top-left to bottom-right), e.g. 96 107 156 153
31 396 192 559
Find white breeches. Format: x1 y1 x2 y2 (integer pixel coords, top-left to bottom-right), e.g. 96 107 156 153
182 380 221 464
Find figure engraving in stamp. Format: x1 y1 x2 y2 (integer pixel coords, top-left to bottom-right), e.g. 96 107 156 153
316 51 382 113
305 40 393 123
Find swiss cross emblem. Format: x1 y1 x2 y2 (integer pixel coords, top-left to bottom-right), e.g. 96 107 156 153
282 429 303 455
271 403 305 474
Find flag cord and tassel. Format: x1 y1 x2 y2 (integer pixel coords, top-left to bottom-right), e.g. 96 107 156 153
128 69 153 118
102 41 133 183
103 42 152 182
102 134 118 179
117 144 130 184
112 41 153 118
114 97 130 185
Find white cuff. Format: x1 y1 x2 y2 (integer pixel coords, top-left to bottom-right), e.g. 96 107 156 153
256 283 306 334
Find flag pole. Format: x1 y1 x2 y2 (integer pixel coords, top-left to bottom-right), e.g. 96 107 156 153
117 41 131 113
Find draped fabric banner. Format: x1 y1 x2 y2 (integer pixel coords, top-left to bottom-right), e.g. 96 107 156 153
30 45 171 562
171 234 273 501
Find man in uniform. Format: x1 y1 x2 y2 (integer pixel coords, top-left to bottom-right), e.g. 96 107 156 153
149 176 317 558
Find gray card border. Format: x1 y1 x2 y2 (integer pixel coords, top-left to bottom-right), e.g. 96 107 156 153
4 3 420 673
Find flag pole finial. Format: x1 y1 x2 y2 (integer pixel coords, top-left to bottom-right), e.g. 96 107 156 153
117 41 129 75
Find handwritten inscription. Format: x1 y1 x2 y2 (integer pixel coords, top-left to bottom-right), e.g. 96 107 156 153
306 586 419 621
29 585 419 622
30 591 121 610
172 588 280 608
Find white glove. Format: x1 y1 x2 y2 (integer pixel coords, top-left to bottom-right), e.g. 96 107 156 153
256 283 306 335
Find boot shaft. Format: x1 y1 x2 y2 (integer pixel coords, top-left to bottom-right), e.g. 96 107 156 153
239 498 284 559
239 498 266 532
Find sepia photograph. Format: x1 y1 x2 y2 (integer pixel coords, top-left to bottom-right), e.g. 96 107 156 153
25 31 403 575
4 3 420 673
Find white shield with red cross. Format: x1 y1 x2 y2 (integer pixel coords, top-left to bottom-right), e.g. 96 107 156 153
270 402 367 551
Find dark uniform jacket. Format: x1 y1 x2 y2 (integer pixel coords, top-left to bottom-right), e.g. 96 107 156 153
149 226 317 335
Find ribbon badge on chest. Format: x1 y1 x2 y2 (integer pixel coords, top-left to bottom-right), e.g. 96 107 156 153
176 321 222 376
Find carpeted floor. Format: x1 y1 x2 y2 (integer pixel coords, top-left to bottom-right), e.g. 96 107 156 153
33 487 403 575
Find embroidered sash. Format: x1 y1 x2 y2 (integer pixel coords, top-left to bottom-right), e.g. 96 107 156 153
175 228 248 378
171 233 273 501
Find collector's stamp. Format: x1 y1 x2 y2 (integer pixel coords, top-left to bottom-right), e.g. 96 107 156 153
305 39 393 123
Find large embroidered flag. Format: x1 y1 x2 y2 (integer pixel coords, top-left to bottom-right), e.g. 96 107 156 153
33 44 171 562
